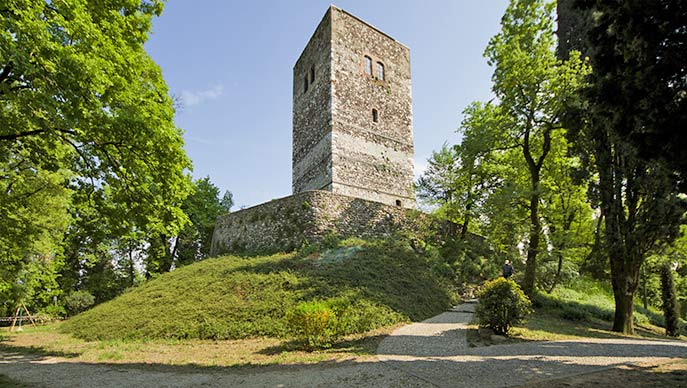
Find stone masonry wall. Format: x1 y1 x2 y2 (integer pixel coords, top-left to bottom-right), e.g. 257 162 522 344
210 191 424 255
330 7 415 208
292 6 416 209
292 9 332 193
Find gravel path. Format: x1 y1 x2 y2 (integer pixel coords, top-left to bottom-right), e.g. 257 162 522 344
1 302 686 387
377 301 687 388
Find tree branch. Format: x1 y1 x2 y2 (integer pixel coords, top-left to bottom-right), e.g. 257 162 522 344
0 128 77 141
0 63 13 84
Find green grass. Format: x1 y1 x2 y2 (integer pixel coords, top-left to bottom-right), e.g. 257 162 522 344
533 277 679 329
61 238 457 341
508 277 686 341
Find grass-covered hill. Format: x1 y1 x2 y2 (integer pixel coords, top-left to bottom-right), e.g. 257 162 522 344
62 238 457 341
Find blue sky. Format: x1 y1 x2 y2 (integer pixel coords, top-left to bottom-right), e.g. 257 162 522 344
144 1 510 209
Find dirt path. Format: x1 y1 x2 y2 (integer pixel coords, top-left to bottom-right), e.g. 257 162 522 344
1 303 686 387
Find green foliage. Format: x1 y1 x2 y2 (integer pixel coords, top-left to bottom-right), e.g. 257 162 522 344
535 256 579 292
1 0 193 314
660 264 680 337
148 176 229 273
419 0 592 297
286 301 338 350
566 0 687 187
435 237 503 286
483 0 591 296
0 163 71 308
64 290 95 316
533 277 686 334
286 296 398 350
220 191 234 212
563 0 686 335
475 278 533 335
534 280 615 323
61 238 452 341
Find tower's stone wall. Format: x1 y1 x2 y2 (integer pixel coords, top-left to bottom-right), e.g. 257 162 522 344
213 7 420 256
292 6 416 209
292 10 333 193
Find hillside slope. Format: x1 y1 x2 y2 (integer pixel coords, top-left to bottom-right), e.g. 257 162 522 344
62 239 456 341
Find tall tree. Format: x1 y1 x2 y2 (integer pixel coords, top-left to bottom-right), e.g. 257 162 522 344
220 191 234 213
539 134 593 292
484 0 589 295
175 177 229 266
1 1 192 302
144 177 229 274
560 0 686 334
417 104 508 240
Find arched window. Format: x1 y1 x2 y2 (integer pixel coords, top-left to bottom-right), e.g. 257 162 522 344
364 56 372 75
310 65 315 83
303 75 308 93
372 108 378 123
376 62 385 81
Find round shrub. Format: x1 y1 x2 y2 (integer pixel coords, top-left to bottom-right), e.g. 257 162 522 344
475 278 533 335
286 301 339 350
64 290 95 316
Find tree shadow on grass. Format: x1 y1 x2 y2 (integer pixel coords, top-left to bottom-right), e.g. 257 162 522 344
518 311 667 343
0 342 80 360
257 333 390 356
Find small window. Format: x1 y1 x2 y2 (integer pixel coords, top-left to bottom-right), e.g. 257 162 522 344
364 56 372 75
310 65 315 83
376 62 385 80
395 200 402 207
372 108 378 123
303 75 308 93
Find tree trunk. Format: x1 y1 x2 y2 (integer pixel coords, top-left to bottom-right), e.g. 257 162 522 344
159 235 174 273
460 206 470 240
547 252 564 294
611 281 635 334
523 188 541 297
128 242 136 286
521 123 551 298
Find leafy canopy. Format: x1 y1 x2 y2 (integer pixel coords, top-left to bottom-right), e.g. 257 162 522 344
1 1 192 306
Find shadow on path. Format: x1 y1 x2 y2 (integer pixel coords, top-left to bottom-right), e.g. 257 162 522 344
375 302 687 388
1 302 686 388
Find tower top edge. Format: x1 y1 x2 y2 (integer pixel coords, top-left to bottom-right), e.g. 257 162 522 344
293 5 409 69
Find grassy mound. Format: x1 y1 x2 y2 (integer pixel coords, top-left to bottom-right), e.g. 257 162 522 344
61 238 457 341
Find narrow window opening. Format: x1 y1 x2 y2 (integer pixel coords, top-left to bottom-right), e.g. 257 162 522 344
303 75 308 93
310 65 315 83
372 108 378 123
376 62 385 80
395 200 402 207
364 56 372 75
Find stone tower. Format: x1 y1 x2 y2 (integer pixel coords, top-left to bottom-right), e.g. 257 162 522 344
292 6 415 209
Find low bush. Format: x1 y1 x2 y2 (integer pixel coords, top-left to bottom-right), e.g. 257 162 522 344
287 301 338 350
286 296 403 350
475 278 532 335
64 290 95 316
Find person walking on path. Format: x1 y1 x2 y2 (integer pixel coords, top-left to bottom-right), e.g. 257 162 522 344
502 260 514 279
